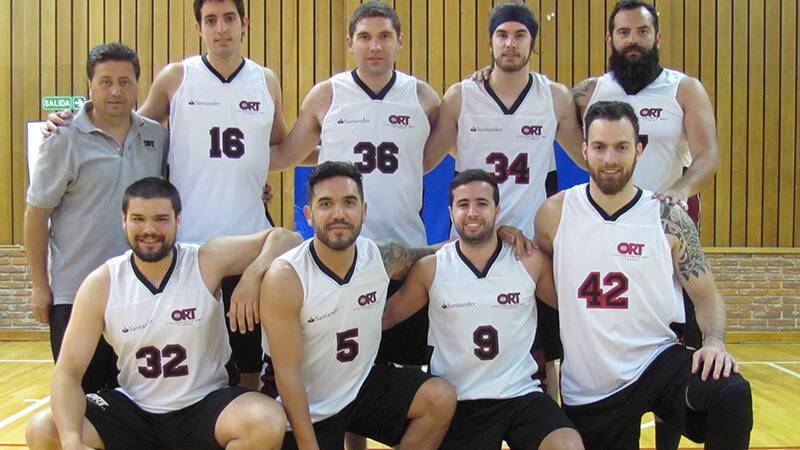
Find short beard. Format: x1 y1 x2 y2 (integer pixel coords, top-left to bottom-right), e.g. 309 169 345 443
313 220 361 251
608 44 662 95
588 161 637 195
130 237 174 263
455 220 496 246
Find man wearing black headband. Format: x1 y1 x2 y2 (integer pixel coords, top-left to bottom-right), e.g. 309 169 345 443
571 3 720 447
423 0 584 404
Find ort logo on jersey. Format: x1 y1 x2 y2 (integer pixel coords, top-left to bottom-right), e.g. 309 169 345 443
639 107 663 118
617 242 645 256
239 100 261 111
171 308 197 322
357 291 378 306
520 125 543 136
496 292 521 305
388 115 410 125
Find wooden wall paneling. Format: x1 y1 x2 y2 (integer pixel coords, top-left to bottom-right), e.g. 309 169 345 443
314 0 331 83
56 0 73 97
88 0 104 47
72 0 88 104
746 0 764 246
105 0 120 42
460 0 477 77
168 0 184 63
344 0 359 70
795 0 800 246
572 0 589 82
779 0 797 246
410 0 428 84
0 0 12 243
121 1 136 53
443 0 459 88
280 0 298 227
555 0 572 86
729 0 747 246
588 0 606 77
41 0 56 110
428 0 444 93
298 1 314 101
698 0 717 245
265 0 283 225
393 0 411 74
136 0 153 107
761 0 780 246
183 0 200 58
248 0 266 66
476 0 491 71
539 0 556 79
714 0 732 246
152 0 169 83
654 0 682 71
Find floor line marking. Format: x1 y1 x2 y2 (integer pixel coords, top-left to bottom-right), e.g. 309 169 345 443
0 360 52 363
766 362 800 379
0 396 50 430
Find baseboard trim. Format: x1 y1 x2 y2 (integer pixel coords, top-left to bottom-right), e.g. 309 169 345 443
0 329 49 341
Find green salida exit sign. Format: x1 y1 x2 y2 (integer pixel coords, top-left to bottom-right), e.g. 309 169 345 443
42 96 86 111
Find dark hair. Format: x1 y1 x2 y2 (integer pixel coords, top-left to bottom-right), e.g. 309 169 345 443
449 169 500 206
87 42 140 80
584 101 639 139
306 161 364 205
123 177 182 215
608 0 659 34
488 1 539 46
348 1 401 38
194 0 246 24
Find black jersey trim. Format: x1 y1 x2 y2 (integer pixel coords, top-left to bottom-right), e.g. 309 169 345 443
351 69 397 100
201 54 246 84
586 184 643 221
309 240 357 286
455 239 503 279
484 73 534 115
130 245 178 295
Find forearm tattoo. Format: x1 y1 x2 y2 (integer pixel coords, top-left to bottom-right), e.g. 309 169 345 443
571 78 594 99
376 239 434 280
661 203 711 281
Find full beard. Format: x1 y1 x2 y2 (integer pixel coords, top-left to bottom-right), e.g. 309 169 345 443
608 44 662 95
130 235 174 262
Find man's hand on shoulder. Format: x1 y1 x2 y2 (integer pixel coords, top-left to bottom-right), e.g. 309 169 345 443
41 109 73 137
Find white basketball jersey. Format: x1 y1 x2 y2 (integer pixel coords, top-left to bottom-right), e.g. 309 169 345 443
553 185 683 406
319 70 429 247
587 69 689 192
428 240 541 400
456 73 558 238
103 244 230 413
263 237 389 424
169 55 274 244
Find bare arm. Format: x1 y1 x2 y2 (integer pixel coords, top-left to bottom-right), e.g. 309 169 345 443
51 266 109 449
137 63 184 123
661 203 735 380
519 248 557 309
200 228 302 333
260 262 319 450
269 81 332 172
383 255 435 329
23 205 54 324
532 192 565 258
375 239 442 280
423 83 461 173
656 77 720 204
570 77 598 129
551 82 587 170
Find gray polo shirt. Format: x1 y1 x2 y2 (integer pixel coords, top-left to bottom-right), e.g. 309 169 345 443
27 102 169 305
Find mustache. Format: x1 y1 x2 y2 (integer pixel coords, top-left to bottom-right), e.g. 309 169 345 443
325 220 353 230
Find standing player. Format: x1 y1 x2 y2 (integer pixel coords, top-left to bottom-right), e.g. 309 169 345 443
383 169 584 450
572 4 721 444
279 1 441 380
260 162 456 450
44 0 304 389
25 42 167 393
25 177 300 450
534 101 751 450
424 1 584 401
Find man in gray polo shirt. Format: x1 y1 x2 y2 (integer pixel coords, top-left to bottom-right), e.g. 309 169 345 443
24 42 168 393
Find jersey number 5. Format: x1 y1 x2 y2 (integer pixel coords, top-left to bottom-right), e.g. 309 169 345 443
336 328 359 362
209 127 245 158
136 344 189 378
578 272 629 309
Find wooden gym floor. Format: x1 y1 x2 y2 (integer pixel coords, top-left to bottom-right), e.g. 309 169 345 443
0 341 798 449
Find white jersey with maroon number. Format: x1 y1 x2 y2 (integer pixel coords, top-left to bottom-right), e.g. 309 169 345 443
169 55 274 244
553 184 683 406
455 73 558 238
262 236 389 424
428 240 541 401
319 70 429 247
104 244 230 413
587 68 689 193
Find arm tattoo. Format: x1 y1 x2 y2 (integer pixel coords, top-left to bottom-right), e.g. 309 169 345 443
571 78 595 99
376 239 435 280
661 203 710 281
